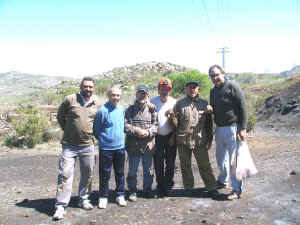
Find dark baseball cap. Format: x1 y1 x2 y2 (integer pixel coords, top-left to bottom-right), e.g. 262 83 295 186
136 84 150 94
185 80 199 87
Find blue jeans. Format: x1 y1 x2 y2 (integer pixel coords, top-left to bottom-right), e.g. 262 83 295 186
216 124 243 193
98 148 125 198
127 154 153 192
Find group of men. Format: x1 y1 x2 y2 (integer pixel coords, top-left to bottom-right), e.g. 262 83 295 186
52 64 248 220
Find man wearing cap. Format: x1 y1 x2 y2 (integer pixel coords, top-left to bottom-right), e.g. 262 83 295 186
125 84 158 201
168 80 220 199
209 65 248 200
150 77 177 197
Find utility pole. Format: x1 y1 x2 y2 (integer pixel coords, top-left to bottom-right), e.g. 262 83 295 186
217 47 230 70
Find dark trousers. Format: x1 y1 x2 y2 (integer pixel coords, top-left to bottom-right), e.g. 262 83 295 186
153 134 177 193
98 148 125 198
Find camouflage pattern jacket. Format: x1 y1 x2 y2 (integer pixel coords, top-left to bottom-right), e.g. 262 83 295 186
174 95 213 149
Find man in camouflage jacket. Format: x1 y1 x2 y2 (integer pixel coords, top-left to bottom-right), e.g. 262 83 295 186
168 80 220 199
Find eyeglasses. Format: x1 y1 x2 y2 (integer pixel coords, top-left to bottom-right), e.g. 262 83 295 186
83 85 94 88
209 73 222 79
138 91 147 95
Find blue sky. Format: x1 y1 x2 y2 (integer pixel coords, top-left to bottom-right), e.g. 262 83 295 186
0 0 299 76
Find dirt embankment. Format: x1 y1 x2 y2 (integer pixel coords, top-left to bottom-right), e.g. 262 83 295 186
0 126 299 225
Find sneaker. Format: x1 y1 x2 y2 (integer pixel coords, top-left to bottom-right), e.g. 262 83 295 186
216 180 229 189
116 196 127 207
208 189 221 200
78 199 93 210
98 198 108 209
128 192 137 202
53 206 66 220
227 192 241 200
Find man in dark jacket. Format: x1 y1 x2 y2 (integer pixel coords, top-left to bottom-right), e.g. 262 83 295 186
209 65 248 200
53 77 101 220
125 85 158 202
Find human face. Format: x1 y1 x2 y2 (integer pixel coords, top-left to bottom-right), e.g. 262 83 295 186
186 84 199 98
136 90 148 104
108 87 121 106
158 85 171 98
209 67 225 87
80 80 94 98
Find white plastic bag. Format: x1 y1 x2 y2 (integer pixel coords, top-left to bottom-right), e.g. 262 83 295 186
235 141 258 180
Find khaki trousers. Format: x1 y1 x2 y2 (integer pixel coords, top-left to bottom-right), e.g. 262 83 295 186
178 144 217 191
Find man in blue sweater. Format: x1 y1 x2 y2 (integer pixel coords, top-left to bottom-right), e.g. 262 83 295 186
93 84 127 209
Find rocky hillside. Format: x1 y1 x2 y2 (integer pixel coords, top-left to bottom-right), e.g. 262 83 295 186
94 61 191 83
0 71 78 97
256 77 300 131
280 65 300 77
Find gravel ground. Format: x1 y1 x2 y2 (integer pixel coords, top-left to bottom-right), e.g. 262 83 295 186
0 128 299 225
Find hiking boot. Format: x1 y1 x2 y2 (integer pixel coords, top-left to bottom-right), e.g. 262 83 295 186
216 180 229 189
128 192 137 202
78 199 93 210
98 198 108 209
52 206 66 220
227 192 241 200
116 196 127 207
208 189 221 200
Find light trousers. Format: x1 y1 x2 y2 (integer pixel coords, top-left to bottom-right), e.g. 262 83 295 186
215 124 243 193
55 144 95 207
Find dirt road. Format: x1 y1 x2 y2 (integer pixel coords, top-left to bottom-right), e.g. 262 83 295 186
0 128 299 225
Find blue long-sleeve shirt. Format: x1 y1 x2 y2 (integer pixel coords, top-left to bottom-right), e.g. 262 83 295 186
93 102 125 150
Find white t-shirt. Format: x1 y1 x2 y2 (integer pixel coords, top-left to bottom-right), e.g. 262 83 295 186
150 96 177 135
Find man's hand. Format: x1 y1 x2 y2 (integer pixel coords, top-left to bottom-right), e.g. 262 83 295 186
137 128 149 139
205 105 214 114
206 140 212 150
147 101 156 111
238 129 247 141
165 109 178 128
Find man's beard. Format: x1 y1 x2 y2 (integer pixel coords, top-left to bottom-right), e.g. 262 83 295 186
81 90 92 98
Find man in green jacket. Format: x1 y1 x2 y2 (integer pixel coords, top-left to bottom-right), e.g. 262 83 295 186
53 77 101 220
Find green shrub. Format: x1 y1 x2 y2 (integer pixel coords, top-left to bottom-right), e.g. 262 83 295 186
247 113 256 133
3 134 24 148
167 70 212 99
6 106 51 148
95 80 113 96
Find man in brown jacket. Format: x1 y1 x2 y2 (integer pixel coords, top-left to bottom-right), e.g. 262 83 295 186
125 85 158 201
169 80 220 199
53 77 101 220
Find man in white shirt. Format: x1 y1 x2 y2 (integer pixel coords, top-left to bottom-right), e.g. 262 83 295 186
150 77 177 197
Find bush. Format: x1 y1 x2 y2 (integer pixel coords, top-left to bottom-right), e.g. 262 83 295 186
95 80 113 96
5 106 51 148
247 113 256 133
167 70 212 99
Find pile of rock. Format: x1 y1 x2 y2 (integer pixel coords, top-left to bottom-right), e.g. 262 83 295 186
95 61 191 82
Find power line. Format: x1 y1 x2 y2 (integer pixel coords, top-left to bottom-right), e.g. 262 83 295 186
217 47 230 70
